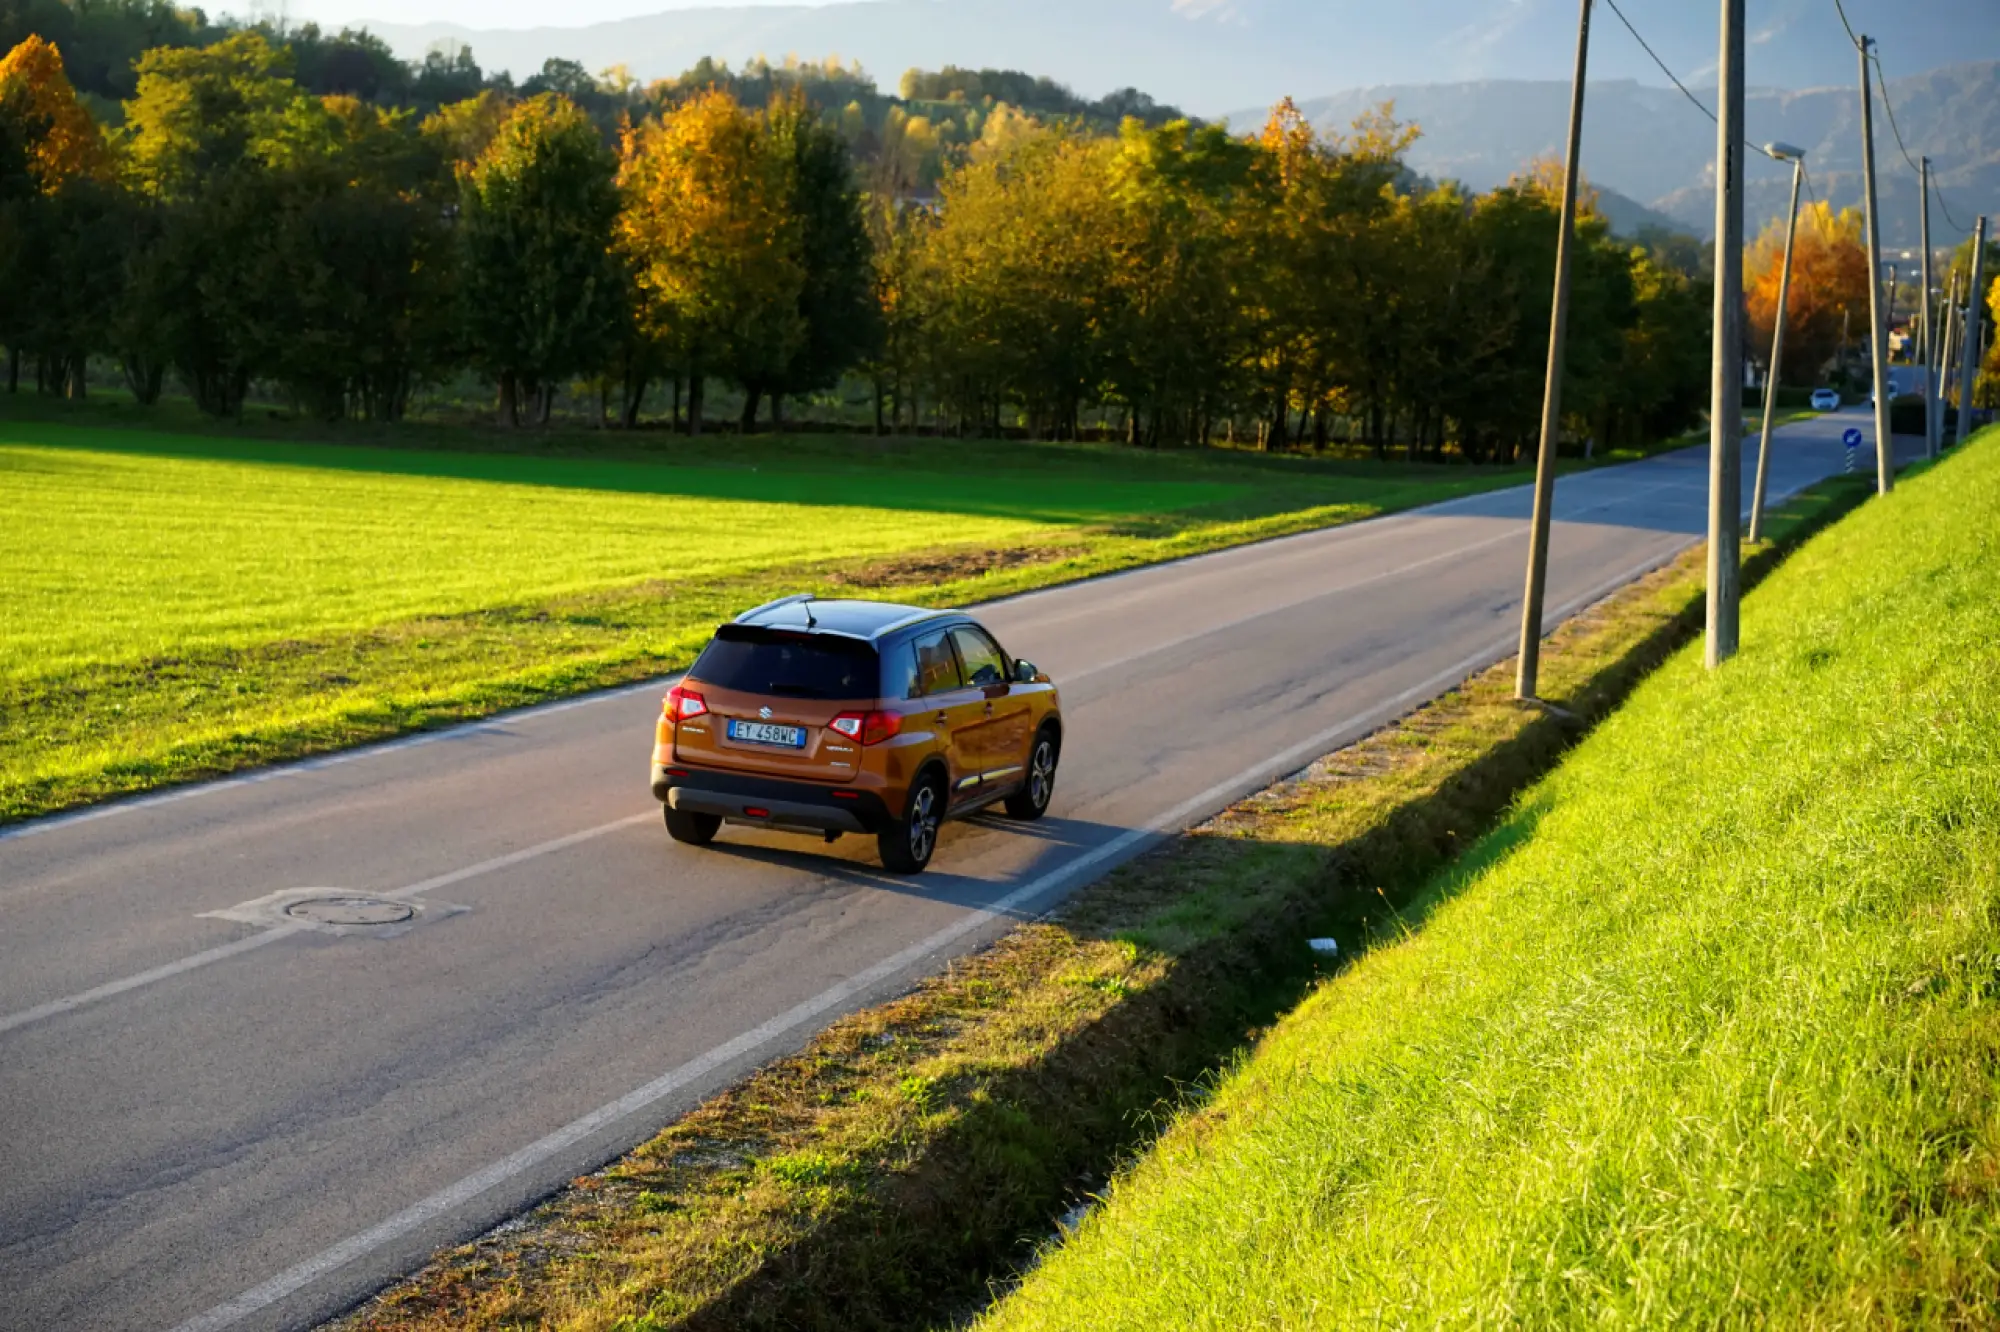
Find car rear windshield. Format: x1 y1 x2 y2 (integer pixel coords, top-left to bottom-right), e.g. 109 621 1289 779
691 627 880 700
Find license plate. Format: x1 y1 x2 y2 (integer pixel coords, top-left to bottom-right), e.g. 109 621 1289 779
728 719 806 749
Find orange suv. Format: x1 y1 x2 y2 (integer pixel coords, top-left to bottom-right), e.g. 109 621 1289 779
650 596 1063 873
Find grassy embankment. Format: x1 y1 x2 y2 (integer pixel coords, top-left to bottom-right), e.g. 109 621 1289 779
1 416 1522 824
984 428 2000 1329
332 461 1880 1332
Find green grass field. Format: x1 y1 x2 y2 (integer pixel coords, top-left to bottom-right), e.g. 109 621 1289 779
979 429 2000 1329
1 416 1519 823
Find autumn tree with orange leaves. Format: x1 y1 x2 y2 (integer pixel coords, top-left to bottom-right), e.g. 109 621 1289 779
0 33 106 191
0 35 120 396
1746 201 1869 388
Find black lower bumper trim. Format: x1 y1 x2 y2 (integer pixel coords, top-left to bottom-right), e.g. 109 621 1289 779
652 765 891 834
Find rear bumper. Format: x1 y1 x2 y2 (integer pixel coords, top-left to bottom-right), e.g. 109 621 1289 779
652 764 892 835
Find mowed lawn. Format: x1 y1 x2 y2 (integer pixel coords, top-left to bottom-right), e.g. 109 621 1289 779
3 429 1214 672
980 430 2000 1329
2 419 1515 822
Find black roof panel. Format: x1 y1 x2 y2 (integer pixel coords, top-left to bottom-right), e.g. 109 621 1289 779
737 598 943 640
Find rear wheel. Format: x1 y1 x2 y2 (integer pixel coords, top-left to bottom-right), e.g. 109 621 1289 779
1005 729 1059 820
664 806 721 847
878 773 944 874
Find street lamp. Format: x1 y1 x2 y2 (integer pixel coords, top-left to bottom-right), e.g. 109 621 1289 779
1749 141 1807 543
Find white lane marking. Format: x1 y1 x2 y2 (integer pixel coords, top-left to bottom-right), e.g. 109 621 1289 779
0 678 673 846
165 539 1695 1332
1058 524 1523 688
1058 476 1689 689
0 445 1732 849
0 926 306 1038
385 812 658 902
0 813 660 1039
0 462 1760 1044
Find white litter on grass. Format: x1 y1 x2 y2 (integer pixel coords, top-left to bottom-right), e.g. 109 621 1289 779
1308 937 1340 956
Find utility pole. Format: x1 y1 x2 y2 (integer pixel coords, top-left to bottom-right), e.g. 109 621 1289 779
1750 145 1806 544
1706 0 1746 669
1859 37 1894 494
1959 215 1989 449
1921 158 1938 457
1515 0 1592 701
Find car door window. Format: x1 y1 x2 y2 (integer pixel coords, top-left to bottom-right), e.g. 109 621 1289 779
949 626 1008 689
911 629 964 697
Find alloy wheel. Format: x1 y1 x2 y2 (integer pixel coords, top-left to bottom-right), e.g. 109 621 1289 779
909 783 939 861
1029 740 1055 809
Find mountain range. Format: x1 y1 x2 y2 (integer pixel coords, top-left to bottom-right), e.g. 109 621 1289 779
350 0 1990 119
1257 60 1999 249
345 0 1996 248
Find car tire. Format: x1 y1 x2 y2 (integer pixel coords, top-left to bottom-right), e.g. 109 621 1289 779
664 807 722 847
878 772 944 874
1004 728 1059 821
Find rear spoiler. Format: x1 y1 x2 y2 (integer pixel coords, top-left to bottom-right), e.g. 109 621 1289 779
712 622 875 649
734 593 816 624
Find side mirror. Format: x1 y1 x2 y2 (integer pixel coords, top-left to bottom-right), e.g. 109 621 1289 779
1012 659 1040 684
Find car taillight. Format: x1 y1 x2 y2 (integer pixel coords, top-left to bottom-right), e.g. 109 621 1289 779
666 685 707 723
828 710 901 745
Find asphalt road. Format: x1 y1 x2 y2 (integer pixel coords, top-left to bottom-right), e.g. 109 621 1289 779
0 409 1922 1331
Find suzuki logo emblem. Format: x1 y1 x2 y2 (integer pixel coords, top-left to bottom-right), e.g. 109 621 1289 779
758 706 773 719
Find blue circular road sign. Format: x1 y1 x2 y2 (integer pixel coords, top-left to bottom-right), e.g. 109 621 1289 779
1843 428 1863 449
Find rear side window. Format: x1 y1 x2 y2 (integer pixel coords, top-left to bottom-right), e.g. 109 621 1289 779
692 630 879 700
908 628 963 697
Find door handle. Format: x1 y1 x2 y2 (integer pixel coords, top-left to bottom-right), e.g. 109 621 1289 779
934 711 950 725
983 703 995 716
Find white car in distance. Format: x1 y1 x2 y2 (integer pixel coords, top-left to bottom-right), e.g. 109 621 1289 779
1809 388 1841 412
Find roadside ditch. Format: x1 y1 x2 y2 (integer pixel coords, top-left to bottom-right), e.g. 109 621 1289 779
329 475 1875 1332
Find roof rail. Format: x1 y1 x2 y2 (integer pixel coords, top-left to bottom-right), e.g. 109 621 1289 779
875 607 953 638
734 592 816 625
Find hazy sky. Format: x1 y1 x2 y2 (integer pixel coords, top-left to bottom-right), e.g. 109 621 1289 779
248 0 1985 99
247 0 814 27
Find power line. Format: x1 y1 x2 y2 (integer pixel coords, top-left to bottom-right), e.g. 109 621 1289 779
1835 7 1975 239
1599 0 1716 125
1868 54 1921 175
1599 0 1783 162
1866 49 1973 236
1832 0 1862 49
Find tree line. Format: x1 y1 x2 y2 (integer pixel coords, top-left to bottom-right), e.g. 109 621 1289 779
2 24 1737 459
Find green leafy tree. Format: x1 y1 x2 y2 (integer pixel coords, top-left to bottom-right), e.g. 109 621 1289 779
119 32 299 415
1100 117 1258 446
459 92 624 425
921 125 1118 437
411 41 486 112
1602 249 1708 449
616 88 802 435
862 196 934 433
757 90 880 426
122 32 295 201
245 95 458 419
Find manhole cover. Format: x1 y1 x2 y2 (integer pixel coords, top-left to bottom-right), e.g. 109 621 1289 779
283 895 414 927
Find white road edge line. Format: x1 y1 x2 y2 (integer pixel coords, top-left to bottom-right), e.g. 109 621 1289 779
165 541 1688 1332
1060 474 1692 690
0 479 1690 1040
0 813 661 1038
0 448 1715 849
